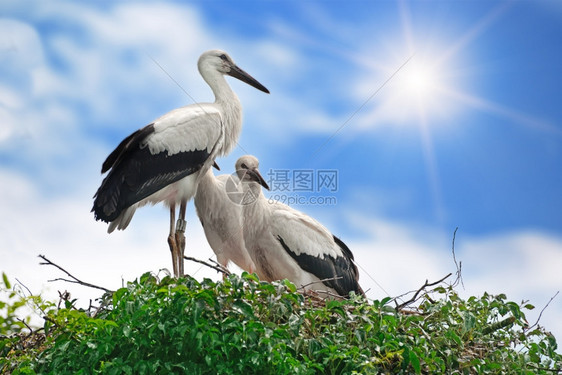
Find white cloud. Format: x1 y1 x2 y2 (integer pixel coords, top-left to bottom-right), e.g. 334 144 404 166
255 42 300 72
0 19 44 143
1 3 218 137
459 231 562 297
0 86 23 109
347 212 562 343
458 231 562 342
45 5 209 122
348 214 451 297
0 107 17 143
0 168 221 307
0 18 44 72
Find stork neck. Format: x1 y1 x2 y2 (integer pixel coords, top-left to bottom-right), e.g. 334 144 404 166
241 183 269 238
198 167 214 187
243 183 266 214
212 78 242 156
249 181 264 199
201 72 236 104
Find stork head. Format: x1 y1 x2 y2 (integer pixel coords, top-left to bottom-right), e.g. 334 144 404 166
198 50 270 94
235 155 270 191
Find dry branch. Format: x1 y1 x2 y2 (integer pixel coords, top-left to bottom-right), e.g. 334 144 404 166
298 276 343 291
38 254 112 293
526 291 560 333
395 273 452 311
451 226 464 288
184 256 231 276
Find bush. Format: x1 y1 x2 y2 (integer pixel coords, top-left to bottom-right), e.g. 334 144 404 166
1 272 561 374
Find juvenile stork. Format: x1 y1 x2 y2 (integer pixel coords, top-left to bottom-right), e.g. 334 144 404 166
194 167 256 274
92 50 269 277
235 155 364 298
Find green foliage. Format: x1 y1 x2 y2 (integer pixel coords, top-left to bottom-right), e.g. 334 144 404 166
1 273 56 374
1 272 561 374
1 273 28 335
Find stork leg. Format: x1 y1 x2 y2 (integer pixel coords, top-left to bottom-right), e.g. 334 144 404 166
175 200 187 277
167 204 179 277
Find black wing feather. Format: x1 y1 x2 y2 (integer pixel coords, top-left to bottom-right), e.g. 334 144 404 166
92 125 209 222
277 235 364 297
101 124 155 173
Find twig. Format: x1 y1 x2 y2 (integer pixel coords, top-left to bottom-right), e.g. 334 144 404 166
57 290 72 309
298 276 343 291
393 273 452 306
302 288 344 302
17 318 34 336
15 278 33 296
526 291 559 332
38 254 112 293
43 315 57 327
207 258 232 275
298 276 365 301
451 227 464 289
91 297 113 318
15 278 50 317
184 256 231 276
395 273 452 310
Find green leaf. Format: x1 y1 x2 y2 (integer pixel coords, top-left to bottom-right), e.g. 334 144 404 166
123 325 132 338
409 350 421 374
380 296 392 305
242 272 259 283
445 330 462 347
282 279 297 293
233 299 254 318
2 273 11 289
462 312 476 334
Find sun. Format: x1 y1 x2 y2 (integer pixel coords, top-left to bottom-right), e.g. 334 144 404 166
375 52 456 127
403 63 436 98
395 58 440 111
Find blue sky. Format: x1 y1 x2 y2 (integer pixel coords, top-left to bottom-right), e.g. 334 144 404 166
1 1 562 341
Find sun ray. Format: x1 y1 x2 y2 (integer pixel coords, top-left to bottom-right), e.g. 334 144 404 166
398 0 415 54
417 108 447 226
442 87 562 136
438 2 512 66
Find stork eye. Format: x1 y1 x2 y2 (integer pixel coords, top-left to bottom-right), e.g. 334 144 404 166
241 163 248 169
219 54 228 61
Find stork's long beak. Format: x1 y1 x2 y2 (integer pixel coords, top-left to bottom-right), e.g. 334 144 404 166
248 168 270 191
228 64 270 94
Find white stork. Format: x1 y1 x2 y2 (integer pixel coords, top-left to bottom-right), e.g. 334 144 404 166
194 167 256 274
235 155 365 298
92 50 269 277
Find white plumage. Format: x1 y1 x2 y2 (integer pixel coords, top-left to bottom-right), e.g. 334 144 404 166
92 50 269 277
105 104 223 233
235 155 364 297
194 168 256 274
